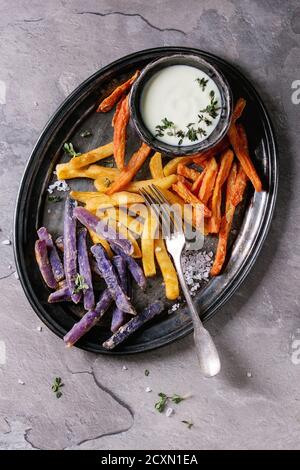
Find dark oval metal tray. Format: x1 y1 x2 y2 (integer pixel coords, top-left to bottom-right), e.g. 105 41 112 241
14 47 278 354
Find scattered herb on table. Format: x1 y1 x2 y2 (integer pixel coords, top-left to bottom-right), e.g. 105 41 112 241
63 142 81 157
48 195 62 203
80 130 93 138
144 369 150 376
155 392 187 413
182 420 194 429
171 393 185 404
195 77 208 91
155 393 169 413
52 377 64 398
73 273 89 295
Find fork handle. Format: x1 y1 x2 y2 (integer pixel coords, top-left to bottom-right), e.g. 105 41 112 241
173 257 221 377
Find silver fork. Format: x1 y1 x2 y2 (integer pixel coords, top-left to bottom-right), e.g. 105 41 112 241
140 185 221 377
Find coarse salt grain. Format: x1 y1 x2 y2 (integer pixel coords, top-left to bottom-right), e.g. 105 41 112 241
2 239 11 245
181 249 213 296
122 365 128 370
14 272 19 280
47 180 70 194
247 371 252 378
18 379 25 385
166 407 174 417
155 246 162 253
37 326 42 332
145 387 152 393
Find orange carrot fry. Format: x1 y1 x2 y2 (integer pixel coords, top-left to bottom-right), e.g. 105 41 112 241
198 157 218 205
177 174 192 189
112 95 125 127
193 136 229 164
177 163 199 182
210 149 234 233
97 70 140 113
113 95 130 170
231 162 248 207
172 181 211 218
228 123 262 192
191 168 206 194
106 143 151 195
210 162 238 276
232 97 247 123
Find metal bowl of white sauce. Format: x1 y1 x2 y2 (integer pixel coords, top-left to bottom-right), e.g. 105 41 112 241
130 54 233 155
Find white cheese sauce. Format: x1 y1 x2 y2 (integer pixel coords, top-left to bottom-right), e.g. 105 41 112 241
140 65 221 146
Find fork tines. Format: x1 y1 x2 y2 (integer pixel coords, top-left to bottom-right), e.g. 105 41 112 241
139 185 182 237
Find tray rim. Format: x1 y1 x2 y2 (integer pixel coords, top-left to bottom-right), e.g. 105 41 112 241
13 46 278 355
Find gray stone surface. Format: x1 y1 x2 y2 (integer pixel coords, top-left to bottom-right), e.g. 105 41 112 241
0 0 299 450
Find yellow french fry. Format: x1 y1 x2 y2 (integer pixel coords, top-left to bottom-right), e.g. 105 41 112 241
70 190 144 206
154 238 179 300
94 174 177 193
88 229 113 257
141 209 158 277
163 156 192 176
56 163 119 181
126 175 178 192
69 142 114 169
94 176 116 192
149 152 164 179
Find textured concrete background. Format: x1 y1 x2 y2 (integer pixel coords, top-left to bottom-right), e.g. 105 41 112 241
0 0 300 450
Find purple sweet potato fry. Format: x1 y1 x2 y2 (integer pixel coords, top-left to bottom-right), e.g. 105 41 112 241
74 206 133 255
35 239 57 289
77 228 94 310
48 285 71 303
103 301 164 350
111 255 130 333
63 198 81 303
55 235 64 252
55 235 102 277
37 227 64 282
91 244 136 315
64 289 113 347
110 242 146 290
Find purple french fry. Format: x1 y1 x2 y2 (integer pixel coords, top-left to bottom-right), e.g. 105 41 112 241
35 239 57 289
55 235 64 252
77 228 94 310
37 227 64 282
74 206 133 255
110 242 146 290
63 198 81 304
111 255 130 333
91 244 136 315
103 301 164 350
64 289 113 347
55 235 102 277
48 285 71 303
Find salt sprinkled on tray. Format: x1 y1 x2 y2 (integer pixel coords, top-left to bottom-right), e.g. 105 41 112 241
47 180 70 194
181 250 213 296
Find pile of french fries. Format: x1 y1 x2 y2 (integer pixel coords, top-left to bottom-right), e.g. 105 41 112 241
55 70 262 302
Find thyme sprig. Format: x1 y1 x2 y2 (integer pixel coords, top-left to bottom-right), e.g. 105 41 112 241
73 274 89 294
195 77 208 91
